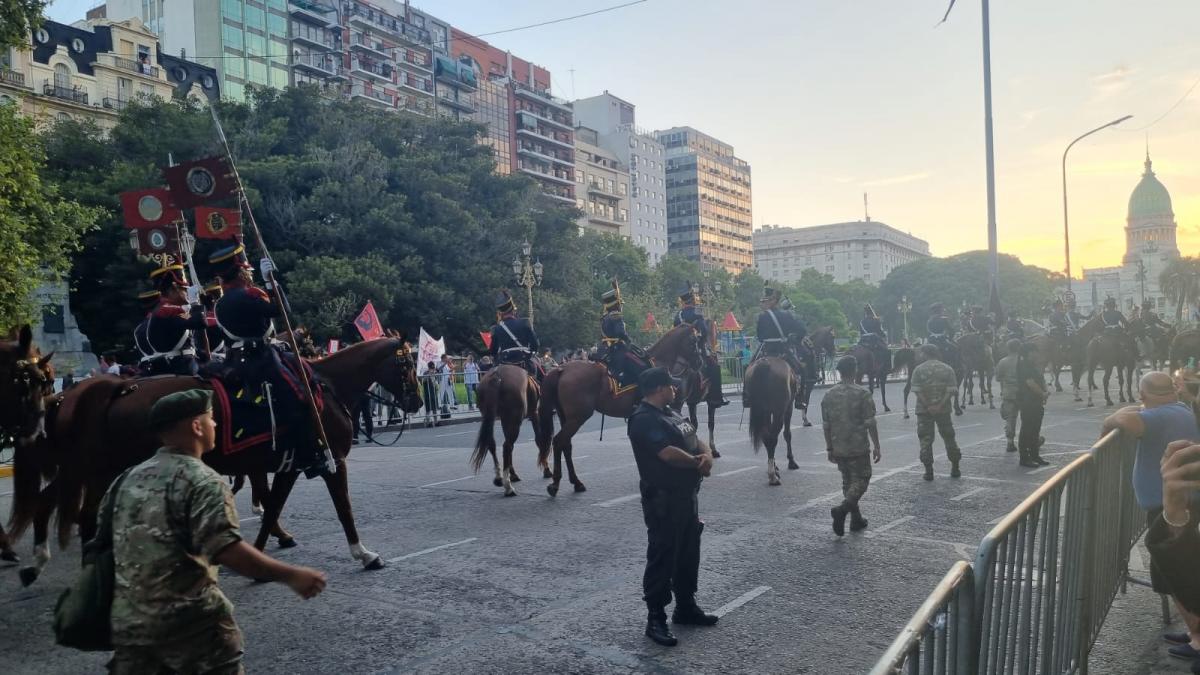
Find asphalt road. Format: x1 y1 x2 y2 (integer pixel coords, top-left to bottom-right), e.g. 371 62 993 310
0 386 1119 674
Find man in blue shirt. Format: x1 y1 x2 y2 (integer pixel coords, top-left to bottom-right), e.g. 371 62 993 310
1102 371 1200 659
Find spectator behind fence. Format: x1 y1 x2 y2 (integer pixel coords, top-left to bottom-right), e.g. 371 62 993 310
464 354 480 410
422 361 439 427
1102 371 1200 661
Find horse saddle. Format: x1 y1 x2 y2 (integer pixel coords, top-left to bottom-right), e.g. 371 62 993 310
605 350 647 390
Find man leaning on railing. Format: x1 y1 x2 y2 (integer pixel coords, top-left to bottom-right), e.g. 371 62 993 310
1102 371 1200 664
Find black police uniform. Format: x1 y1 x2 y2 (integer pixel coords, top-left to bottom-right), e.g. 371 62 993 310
143 302 207 376
489 313 541 379
674 305 725 405
756 308 805 371
1101 308 1126 334
627 400 706 620
859 315 884 344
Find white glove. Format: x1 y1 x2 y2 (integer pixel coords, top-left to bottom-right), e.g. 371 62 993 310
185 285 201 305
259 257 275 281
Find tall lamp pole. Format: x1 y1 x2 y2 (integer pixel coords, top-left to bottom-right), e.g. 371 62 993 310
511 239 544 325
897 295 912 343
1061 114 1133 290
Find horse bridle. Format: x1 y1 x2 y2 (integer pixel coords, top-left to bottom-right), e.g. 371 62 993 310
6 358 53 441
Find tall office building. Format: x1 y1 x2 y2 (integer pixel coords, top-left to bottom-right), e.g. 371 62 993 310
573 126 629 237
654 126 752 272
754 221 929 286
573 91 667 263
452 29 575 204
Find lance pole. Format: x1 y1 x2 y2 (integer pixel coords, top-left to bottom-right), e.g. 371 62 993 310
208 106 336 474
176 218 213 358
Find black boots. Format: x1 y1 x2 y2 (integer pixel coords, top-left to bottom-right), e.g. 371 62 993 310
1018 447 1040 468
1006 440 1018 453
831 505 848 536
672 600 719 626
950 461 961 479
645 609 677 646
923 464 934 481
849 505 869 532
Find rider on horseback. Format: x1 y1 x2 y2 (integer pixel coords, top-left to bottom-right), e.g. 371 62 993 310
489 289 543 382
198 280 226 365
1005 312 1025 341
674 283 728 408
596 279 645 388
967 305 993 337
1100 296 1128 336
926 303 958 362
751 284 806 409
1065 291 1089 329
142 264 211 376
858 304 885 352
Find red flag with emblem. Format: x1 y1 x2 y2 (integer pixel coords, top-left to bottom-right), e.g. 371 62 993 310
480 331 492 349
194 206 243 239
354 301 384 341
120 188 182 229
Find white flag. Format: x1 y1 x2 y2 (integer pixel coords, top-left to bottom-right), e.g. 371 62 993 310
417 328 445 376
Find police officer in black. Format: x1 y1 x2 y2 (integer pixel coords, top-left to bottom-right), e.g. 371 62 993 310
143 265 209 376
751 284 806 408
673 283 728 408
628 367 718 647
488 289 542 380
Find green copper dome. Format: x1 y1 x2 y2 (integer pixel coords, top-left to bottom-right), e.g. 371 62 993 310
1128 155 1173 220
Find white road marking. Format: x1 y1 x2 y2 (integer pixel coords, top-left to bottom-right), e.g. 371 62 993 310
956 423 984 430
387 538 477 563
872 515 915 535
713 585 772 618
419 475 476 488
239 516 261 523
435 429 478 437
882 434 910 443
0 491 11 497
1026 465 1056 475
787 463 920 514
986 514 1007 526
394 447 463 460
716 466 758 477
950 486 989 502
595 493 640 508
867 531 976 559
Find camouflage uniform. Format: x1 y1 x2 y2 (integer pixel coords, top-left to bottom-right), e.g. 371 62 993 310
820 382 877 506
910 359 962 467
994 353 1020 445
104 449 245 674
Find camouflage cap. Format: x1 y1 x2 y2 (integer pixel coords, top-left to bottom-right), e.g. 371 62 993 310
149 389 213 430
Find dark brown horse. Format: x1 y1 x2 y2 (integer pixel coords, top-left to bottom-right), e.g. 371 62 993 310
744 356 798 486
808 327 836 384
470 364 545 497
957 332 994 409
1086 328 1137 407
847 341 895 412
535 325 702 496
9 337 422 585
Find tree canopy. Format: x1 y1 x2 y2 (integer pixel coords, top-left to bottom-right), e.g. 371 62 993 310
0 0 42 52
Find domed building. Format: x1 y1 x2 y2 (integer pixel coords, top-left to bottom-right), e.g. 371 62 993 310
1077 154 1180 315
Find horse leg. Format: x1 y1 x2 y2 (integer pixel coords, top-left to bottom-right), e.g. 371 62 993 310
1053 363 1063 392
987 372 995 410
1103 366 1114 407
247 472 293 547
253 470 297 552
17 477 58 585
765 424 781 487
707 405 719 459
903 380 912 419
491 446 502 487
784 405 798 471
316 458 384 570
1086 364 1097 407
499 415 521 497
548 419 582 497
879 376 890 413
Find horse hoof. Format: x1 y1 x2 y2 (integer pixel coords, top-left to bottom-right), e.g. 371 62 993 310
573 483 587 493
493 478 503 487
542 468 553 479
803 421 813 427
787 460 800 470
903 414 910 420
0 550 18 564
547 484 559 497
510 474 522 483
1087 402 1094 408
504 489 517 497
19 567 39 587
884 406 891 412
768 477 782 487
252 504 264 516
364 556 386 571
712 449 721 459
277 537 297 549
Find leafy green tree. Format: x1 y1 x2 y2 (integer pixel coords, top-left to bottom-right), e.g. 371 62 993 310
1159 256 1200 323
0 0 42 52
0 102 100 330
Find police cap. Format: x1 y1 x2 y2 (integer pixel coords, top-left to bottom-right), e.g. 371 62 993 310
638 367 682 393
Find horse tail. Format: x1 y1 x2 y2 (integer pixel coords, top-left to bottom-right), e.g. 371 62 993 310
746 363 770 453
470 376 496 472
536 368 563 470
7 437 42 540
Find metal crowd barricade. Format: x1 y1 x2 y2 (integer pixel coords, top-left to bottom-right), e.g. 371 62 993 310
869 561 977 675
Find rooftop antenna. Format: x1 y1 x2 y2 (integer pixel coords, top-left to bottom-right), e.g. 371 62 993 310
569 67 576 99
863 192 871 222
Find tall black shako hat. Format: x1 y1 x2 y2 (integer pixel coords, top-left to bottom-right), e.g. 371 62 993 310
761 282 781 306
495 289 517 315
678 282 698 306
601 279 622 313
208 243 251 282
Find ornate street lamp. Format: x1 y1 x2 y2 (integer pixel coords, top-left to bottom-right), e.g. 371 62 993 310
897 295 912 342
512 239 543 324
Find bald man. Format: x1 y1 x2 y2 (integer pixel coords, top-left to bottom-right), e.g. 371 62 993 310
1103 371 1200 659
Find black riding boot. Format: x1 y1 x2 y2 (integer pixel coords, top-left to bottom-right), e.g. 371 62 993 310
645 607 678 646
672 597 719 626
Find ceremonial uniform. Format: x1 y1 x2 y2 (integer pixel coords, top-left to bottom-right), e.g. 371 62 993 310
597 282 642 387
133 290 160 373
911 356 962 479
858 311 884 349
144 303 209 376
1101 302 1127 335
752 285 806 409
104 448 244 674
674 285 726 407
1005 316 1025 340
489 290 542 380
821 380 876 530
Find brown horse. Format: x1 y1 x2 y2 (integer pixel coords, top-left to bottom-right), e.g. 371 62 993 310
847 341 895 412
1086 328 1137 407
9 337 423 585
744 357 798 486
470 364 545 497
808 326 836 384
957 333 994 409
535 325 702 496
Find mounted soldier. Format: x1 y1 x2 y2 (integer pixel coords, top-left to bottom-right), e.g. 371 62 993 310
1100 296 1128 336
198 280 225 365
926 302 958 361
674 283 727 408
858 303 886 353
142 264 210 376
750 284 806 409
133 290 160 374
1004 311 1025 341
595 279 645 388
489 289 543 381
210 243 324 475
967 305 993 337
1065 290 1089 329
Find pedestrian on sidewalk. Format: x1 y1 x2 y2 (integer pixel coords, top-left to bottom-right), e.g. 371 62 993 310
1102 372 1200 662
104 389 326 674
352 392 373 445
627 367 718 647
1016 342 1050 468
463 354 480 410
995 339 1021 454
821 356 881 536
438 355 457 412
910 344 962 481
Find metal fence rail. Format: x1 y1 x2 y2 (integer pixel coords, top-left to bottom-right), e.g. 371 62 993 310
869 561 977 675
871 429 1149 675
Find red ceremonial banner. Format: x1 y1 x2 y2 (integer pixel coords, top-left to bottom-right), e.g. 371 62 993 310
163 156 238 209
119 188 182 229
135 225 180 257
195 206 242 240
479 331 492 349
354 301 384 341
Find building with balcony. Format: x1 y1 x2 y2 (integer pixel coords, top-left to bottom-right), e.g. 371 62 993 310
754 221 930 286
0 16 218 129
573 91 667 264
451 29 574 204
573 126 629 238
655 126 753 273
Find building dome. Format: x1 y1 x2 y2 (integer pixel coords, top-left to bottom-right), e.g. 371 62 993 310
1128 155 1173 220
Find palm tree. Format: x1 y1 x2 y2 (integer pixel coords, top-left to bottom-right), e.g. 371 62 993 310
1158 256 1200 323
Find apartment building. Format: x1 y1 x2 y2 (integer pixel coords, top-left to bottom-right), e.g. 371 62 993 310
573 126 629 237
753 220 930 286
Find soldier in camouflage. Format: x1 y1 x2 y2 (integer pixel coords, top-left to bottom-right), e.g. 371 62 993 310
821 356 882 536
910 344 963 481
994 339 1022 454
104 389 326 674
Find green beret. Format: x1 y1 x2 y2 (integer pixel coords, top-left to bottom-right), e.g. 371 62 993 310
149 389 213 430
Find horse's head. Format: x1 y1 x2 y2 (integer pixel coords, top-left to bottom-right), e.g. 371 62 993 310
649 324 703 373
0 326 55 443
375 335 423 414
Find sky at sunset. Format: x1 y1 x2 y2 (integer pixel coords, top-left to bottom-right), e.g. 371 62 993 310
47 0 1200 275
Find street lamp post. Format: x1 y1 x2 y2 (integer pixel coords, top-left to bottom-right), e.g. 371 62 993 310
897 295 912 343
1061 115 1133 290
1137 242 1158 305
511 239 544 325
